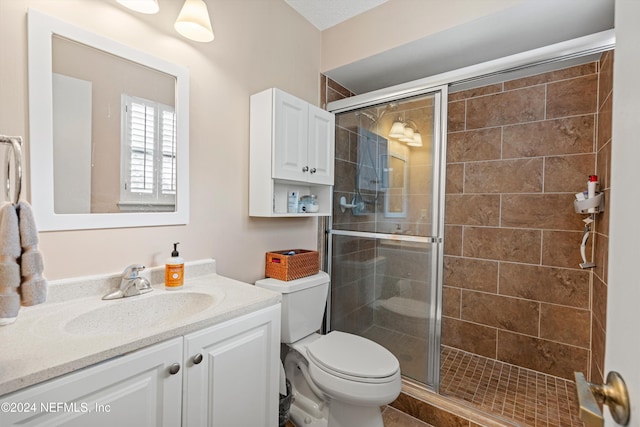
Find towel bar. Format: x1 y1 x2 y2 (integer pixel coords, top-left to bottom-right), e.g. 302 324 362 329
0 135 22 205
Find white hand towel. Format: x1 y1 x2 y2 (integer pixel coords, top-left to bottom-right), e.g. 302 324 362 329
17 201 47 306
0 203 21 325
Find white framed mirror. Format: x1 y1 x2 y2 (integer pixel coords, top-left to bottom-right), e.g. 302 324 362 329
28 9 189 231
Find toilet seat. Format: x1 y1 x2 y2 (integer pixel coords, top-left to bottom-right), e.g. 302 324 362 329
306 331 399 384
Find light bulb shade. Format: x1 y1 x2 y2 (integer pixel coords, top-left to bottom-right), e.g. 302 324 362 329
117 0 159 14
389 120 405 139
175 0 214 42
399 126 414 142
406 132 423 147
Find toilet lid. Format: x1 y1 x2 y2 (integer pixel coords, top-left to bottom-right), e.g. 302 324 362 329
306 331 399 380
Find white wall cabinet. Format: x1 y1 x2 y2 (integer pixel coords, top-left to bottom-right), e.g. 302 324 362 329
250 88 335 217
0 305 281 427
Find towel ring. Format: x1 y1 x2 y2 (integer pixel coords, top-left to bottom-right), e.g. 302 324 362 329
0 136 22 205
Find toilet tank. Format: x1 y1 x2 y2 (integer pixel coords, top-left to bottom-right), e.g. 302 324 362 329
256 272 329 343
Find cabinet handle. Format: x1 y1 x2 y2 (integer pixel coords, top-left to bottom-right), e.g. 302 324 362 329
192 353 203 365
302 166 309 172
310 168 317 174
168 363 181 375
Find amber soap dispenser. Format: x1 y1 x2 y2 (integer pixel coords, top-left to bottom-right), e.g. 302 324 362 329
165 242 185 289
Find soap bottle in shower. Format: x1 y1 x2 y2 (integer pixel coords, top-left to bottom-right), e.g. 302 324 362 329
587 175 598 213
165 242 184 289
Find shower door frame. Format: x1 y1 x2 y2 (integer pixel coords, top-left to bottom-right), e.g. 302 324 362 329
325 85 449 391
323 28 614 397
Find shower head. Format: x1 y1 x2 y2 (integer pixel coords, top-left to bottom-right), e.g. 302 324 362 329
355 110 376 122
355 102 399 123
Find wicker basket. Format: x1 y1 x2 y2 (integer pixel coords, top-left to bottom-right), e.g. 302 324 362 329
265 249 319 281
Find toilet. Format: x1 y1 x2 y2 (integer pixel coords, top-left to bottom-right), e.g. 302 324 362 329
256 272 401 427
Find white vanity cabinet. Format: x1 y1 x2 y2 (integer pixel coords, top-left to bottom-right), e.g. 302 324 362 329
0 305 281 427
0 337 184 427
182 304 280 426
250 88 335 217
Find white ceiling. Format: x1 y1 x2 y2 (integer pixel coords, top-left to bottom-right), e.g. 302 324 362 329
286 0 615 94
284 0 388 31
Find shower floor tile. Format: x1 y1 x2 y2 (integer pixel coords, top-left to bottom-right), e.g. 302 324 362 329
440 346 585 427
360 325 584 427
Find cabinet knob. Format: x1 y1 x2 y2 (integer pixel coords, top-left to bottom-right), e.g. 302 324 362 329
168 363 181 375
192 353 203 365
302 166 309 172
310 168 317 174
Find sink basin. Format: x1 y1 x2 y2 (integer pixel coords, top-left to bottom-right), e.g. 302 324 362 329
64 292 221 336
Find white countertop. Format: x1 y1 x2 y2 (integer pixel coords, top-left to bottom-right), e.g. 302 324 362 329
0 260 280 396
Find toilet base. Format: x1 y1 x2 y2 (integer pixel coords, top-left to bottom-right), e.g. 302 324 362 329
290 398 384 427
328 400 384 427
290 404 327 427
285 349 386 427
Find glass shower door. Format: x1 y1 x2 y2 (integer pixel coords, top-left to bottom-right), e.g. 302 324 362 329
327 89 446 390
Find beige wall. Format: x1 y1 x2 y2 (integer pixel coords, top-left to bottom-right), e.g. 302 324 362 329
0 0 322 282
320 0 525 72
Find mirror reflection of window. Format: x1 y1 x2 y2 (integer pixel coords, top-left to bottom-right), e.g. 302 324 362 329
119 95 176 212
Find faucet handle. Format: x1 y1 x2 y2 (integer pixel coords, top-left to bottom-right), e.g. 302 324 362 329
135 276 153 293
122 264 145 279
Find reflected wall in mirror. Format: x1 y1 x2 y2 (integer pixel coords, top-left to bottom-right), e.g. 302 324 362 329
384 153 407 217
28 9 189 231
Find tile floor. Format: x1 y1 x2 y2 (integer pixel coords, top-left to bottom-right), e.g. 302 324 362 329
285 406 431 427
439 346 584 427
361 325 584 427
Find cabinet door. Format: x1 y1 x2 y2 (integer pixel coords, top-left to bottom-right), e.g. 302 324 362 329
183 304 281 427
272 89 308 182
307 104 335 185
0 337 183 427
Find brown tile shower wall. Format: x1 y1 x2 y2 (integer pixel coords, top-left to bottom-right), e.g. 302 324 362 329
443 60 611 381
321 74 355 109
323 59 612 382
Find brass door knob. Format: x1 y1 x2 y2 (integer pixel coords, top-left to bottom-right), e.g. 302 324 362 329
574 371 630 427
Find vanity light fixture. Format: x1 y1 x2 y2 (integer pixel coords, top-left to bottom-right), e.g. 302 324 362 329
389 119 423 147
116 0 159 14
175 0 215 43
406 131 423 147
400 124 414 142
389 119 406 139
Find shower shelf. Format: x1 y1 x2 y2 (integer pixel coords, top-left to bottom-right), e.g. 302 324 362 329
574 193 604 214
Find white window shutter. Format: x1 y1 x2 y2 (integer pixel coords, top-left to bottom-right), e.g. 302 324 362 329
120 95 177 209
129 101 155 194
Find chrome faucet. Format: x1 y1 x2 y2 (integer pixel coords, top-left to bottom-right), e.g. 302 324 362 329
102 264 153 300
